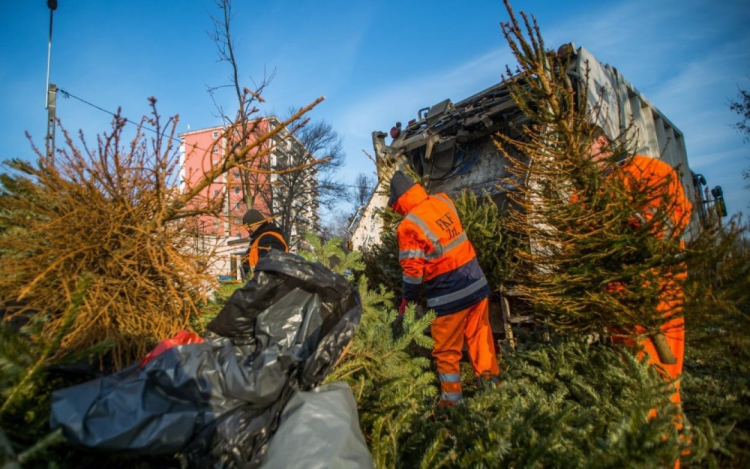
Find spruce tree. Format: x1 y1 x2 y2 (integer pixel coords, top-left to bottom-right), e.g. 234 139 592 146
495 0 688 357
401 339 691 469
298 232 365 279
681 214 750 467
0 275 112 468
301 234 439 468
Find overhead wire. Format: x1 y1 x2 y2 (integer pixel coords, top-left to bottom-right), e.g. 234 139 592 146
55 88 374 190
58 87 202 150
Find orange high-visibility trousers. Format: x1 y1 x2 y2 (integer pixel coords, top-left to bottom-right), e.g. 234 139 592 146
646 300 686 469
641 317 685 406
615 290 686 469
431 298 499 404
615 283 685 406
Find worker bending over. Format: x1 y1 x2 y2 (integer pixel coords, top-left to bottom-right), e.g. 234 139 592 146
588 130 692 409
389 170 499 406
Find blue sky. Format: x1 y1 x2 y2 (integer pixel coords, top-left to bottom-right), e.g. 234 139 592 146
1 0 749 216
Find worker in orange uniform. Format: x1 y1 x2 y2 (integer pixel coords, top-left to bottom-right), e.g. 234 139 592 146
241 209 288 276
589 130 692 468
389 170 500 406
588 131 692 409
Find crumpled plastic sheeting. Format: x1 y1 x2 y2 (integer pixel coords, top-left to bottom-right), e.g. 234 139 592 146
50 251 362 468
260 382 374 469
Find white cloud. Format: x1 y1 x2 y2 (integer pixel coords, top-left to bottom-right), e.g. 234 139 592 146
334 47 513 181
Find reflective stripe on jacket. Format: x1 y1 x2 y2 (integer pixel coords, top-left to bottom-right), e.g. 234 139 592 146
393 184 490 316
247 231 288 268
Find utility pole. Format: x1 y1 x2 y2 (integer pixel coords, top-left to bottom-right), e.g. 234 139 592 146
45 0 58 162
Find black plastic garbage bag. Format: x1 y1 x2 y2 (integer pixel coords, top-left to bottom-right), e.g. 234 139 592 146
260 382 374 469
50 251 362 468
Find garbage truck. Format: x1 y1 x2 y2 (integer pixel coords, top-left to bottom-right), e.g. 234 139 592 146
352 45 720 249
349 44 719 341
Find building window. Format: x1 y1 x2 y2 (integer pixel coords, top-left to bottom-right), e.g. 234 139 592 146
212 131 219 138
213 189 220 197
213 145 219 153
234 186 241 194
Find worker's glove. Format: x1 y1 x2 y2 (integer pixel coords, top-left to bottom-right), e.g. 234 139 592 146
398 297 409 316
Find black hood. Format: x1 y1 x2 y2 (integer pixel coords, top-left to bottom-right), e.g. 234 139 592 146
388 170 416 208
251 221 282 241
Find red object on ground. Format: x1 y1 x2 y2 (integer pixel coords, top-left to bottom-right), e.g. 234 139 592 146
140 330 205 367
398 297 408 316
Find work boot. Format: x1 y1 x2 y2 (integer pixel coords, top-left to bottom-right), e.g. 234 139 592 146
476 372 500 390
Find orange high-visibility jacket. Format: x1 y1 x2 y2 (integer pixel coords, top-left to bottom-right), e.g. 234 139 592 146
618 155 693 242
246 230 288 269
392 184 490 316
613 155 692 405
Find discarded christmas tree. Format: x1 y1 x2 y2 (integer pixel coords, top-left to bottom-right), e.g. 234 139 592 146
315 232 695 469
312 230 694 467
496 0 689 359
0 97 322 369
301 235 438 468
681 213 750 468
402 338 687 469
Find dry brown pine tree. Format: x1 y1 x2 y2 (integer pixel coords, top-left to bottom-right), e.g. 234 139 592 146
0 94 322 368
